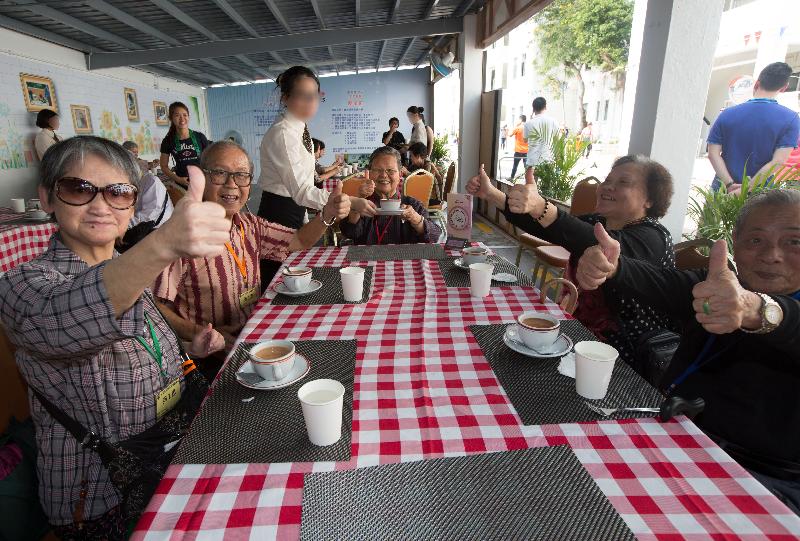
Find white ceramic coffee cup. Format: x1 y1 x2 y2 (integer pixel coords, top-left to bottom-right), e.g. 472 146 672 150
516 312 561 351
10 198 25 213
298 378 346 446
248 339 296 381
282 266 313 292
380 198 401 211
469 262 494 298
574 341 619 400
461 246 489 266
340 266 365 302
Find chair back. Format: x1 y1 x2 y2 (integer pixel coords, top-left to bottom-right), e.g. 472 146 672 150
0 326 29 433
674 238 713 270
166 185 185 206
404 170 435 208
570 176 600 216
538 278 579 314
442 161 457 198
341 175 365 197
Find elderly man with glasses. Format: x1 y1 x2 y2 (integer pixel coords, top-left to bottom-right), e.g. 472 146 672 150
154 140 350 378
339 146 441 245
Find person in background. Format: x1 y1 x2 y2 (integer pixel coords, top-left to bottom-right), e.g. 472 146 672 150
122 140 159 175
127 173 173 230
574 190 800 515
257 66 375 289
580 122 594 158
402 142 444 200
382 117 406 153
34 109 60 161
340 146 440 245
467 155 676 375
155 141 350 379
159 101 211 189
524 97 559 183
312 138 342 186
0 136 229 538
508 114 528 181
500 124 508 151
407 106 434 159
707 62 800 192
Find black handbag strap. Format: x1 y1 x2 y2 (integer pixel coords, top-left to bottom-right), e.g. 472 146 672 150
29 386 108 455
154 188 169 226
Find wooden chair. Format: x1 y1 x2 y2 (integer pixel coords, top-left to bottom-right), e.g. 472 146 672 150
531 245 570 293
674 238 713 270
341 175 365 198
166 184 186 206
539 278 579 314
569 176 601 216
429 161 457 211
403 170 435 209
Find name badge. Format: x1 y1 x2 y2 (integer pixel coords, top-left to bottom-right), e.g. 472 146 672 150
155 378 181 419
240 286 259 307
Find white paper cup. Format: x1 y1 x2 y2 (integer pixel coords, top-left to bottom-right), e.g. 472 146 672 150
340 266 365 302
248 340 295 381
282 266 312 292
298 379 346 446
516 312 560 351
461 246 488 266
10 198 25 213
574 341 619 400
380 199 401 211
469 262 494 298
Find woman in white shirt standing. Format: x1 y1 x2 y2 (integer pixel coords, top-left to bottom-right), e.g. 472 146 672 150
406 106 434 159
257 66 376 286
34 109 60 160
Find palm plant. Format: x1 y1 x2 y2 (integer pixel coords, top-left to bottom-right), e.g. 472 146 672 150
686 163 800 253
525 126 586 202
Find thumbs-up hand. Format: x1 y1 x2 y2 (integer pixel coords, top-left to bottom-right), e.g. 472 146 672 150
358 177 375 199
155 165 230 259
322 181 351 222
507 169 543 215
190 323 226 357
466 164 493 199
691 240 760 334
575 223 621 290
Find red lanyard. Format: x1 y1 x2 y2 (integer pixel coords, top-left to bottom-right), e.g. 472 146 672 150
374 216 394 245
225 224 247 279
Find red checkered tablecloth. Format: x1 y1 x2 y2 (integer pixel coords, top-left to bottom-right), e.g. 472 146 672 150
133 245 800 540
0 209 58 274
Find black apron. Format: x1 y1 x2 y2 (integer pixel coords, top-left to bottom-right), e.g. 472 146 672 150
257 191 306 291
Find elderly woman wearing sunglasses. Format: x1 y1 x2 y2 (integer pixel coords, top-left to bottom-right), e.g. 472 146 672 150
0 136 233 538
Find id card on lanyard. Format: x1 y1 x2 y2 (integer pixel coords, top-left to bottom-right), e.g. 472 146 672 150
226 223 259 307
136 313 181 418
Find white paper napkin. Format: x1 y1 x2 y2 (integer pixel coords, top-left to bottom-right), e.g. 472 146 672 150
557 351 576 379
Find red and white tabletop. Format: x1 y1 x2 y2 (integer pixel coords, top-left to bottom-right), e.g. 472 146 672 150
0 209 58 274
133 245 800 540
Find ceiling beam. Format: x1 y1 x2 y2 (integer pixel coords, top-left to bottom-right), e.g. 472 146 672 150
264 0 291 32
149 0 219 41
395 37 415 68
389 0 402 23
355 0 361 26
0 13 97 53
376 40 386 70
85 0 179 46
21 3 141 49
355 42 359 73
202 58 251 82
307 0 337 73
423 0 440 19
88 17 464 69
453 0 476 16
209 0 260 38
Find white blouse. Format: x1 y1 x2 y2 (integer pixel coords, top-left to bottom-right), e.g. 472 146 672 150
258 111 329 210
34 128 59 160
409 119 428 147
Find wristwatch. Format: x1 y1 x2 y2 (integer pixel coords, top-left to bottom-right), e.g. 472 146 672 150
741 292 783 334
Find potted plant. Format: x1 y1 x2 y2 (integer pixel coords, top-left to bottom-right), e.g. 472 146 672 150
525 127 586 207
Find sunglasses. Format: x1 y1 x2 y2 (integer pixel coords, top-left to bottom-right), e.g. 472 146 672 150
55 177 138 210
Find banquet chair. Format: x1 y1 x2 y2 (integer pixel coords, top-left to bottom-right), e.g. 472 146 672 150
404 170 435 209
341 175 365 198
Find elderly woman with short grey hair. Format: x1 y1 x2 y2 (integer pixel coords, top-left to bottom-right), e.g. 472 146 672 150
0 136 232 537
339 146 441 245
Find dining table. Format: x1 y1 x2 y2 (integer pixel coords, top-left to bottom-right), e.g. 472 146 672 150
132 243 800 540
0 207 58 274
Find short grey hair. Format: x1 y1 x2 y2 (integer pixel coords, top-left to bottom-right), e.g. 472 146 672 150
121 140 138 152
40 136 141 203
199 140 254 173
734 188 800 236
368 146 402 171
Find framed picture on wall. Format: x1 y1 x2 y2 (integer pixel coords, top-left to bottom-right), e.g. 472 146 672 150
124 88 139 121
70 105 93 134
153 100 169 126
19 73 58 113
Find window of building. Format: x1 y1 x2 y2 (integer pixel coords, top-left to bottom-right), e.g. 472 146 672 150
490 69 496 89
788 72 799 92
604 100 610 121
503 34 510 46
521 54 526 76
596 101 601 120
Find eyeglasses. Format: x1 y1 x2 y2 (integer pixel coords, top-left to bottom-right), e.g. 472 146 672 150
203 169 253 187
369 168 399 177
55 177 138 210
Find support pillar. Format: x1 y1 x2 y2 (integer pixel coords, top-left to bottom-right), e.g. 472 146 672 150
458 13 483 192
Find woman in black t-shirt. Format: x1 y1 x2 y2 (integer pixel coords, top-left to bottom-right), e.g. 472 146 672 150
159 101 210 188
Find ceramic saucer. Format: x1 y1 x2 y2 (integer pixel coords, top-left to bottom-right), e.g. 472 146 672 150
274 279 322 297
235 353 310 390
503 326 574 358
375 208 404 216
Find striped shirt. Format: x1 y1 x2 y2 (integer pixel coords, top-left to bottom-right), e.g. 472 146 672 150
0 235 186 525
153 212 295 336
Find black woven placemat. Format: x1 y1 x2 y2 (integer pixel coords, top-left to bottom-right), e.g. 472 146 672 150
271 267 373 306
437 255 533 287
469 320 663 425
346 243 446 261
300 445 635 540
172 339 357 464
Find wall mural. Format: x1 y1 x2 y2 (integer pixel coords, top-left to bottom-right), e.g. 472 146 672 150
0 102 31 170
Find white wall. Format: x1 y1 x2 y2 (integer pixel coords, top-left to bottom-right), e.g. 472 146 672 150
0 28 207 204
